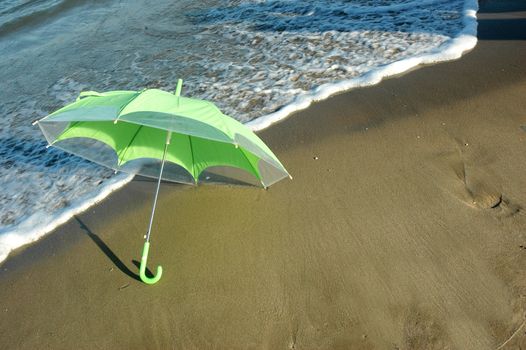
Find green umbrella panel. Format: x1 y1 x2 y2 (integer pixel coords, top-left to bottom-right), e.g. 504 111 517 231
36 86 290 188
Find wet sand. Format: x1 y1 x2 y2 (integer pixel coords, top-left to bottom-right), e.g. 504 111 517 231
1 1 526 349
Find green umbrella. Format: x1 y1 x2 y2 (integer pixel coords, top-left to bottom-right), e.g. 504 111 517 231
34 79 290 284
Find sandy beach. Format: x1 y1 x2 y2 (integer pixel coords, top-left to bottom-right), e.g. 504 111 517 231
1 1 526 349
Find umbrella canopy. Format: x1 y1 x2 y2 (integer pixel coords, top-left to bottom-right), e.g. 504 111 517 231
34 79 290 284
36 82 289 188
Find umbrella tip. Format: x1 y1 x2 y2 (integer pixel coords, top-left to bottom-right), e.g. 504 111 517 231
289 175 293 180
175 79 183 96
32 120 39 126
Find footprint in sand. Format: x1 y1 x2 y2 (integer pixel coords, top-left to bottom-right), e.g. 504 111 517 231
455 163 521 217
432 147 521 218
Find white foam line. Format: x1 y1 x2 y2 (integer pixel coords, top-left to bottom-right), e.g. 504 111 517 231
247 0 478 132
0 173 133 263
0 0 479 265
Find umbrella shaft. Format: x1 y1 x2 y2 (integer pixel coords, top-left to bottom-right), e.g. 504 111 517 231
145 137 170 242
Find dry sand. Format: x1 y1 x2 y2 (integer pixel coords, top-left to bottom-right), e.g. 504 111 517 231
1 2 526 349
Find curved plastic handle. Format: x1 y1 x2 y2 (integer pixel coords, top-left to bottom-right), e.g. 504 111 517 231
139 242 163 285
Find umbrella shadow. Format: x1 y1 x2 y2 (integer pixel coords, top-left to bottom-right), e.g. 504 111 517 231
131 260 154 278
74 216 142 281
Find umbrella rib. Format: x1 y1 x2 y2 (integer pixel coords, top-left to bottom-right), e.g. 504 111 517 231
50 121 81 146
239 148 262 186
117 125 144 166
114 90 143 124
187 135 196 182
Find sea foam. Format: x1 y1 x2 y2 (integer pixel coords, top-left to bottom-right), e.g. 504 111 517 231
247 0 478 130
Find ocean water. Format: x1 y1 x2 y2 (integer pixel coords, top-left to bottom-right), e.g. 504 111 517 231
0 0 478 263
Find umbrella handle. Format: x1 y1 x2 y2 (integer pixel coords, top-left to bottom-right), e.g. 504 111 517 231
139 241 163 285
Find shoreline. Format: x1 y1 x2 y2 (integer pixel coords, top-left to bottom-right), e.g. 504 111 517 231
1 1 526 349
247 0 478 132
